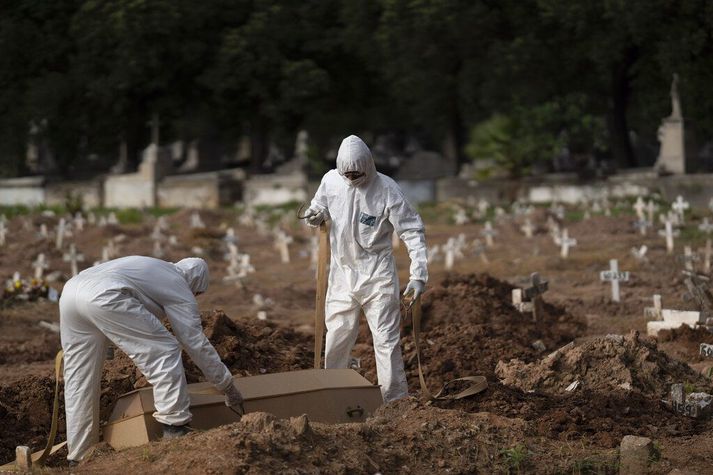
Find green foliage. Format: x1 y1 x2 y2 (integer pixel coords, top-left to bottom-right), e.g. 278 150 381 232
499 444 531 473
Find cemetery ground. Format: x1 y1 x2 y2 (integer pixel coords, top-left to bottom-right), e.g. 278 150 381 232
1 202 713 473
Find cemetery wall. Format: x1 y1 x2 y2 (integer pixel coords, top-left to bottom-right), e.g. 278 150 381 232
0 176 45 206
104 173 155 208
45 180 102 208
243 173 308 206
157 170 245 208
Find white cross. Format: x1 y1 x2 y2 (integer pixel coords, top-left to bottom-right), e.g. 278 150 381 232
73 212 85 232
223 227 238 246
477 199 490 218
55 218 67 250
63 244 85 277
644 294 663 320
481 221 497 247
190 212 205 229
520 219 535 238
224 242 240 262
658 220 679 255
39 224 49 240
33 253 49 280
699 218 713 235
107 212 119 226
453 208 469 226
672 196 689 223
646 200 657 225
274 231 293 264
600 259 629 303
152 239 164 258
0 221 6 246
633 197 646 220
630 245 648 263
443 237 459 270
556 228 577 258
681 246 699 272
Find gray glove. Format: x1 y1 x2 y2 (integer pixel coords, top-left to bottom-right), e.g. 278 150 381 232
403 279 425 300
224 382 245 415
305 207 326 228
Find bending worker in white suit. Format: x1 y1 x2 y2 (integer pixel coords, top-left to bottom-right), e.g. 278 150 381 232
305 134 428 402
59 256 244 463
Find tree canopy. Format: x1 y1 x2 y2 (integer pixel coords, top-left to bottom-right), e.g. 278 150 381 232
0 0 711 177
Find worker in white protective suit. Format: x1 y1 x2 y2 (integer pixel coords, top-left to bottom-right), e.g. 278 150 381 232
59 256 244 463
304 134 428 402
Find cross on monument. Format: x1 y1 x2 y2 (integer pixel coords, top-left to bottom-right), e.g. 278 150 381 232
63 244 85 277
600 259 629 303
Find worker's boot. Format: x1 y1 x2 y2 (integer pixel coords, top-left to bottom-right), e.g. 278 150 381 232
161 423 192 439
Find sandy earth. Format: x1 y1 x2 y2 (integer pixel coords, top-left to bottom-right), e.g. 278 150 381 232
0 202 712 473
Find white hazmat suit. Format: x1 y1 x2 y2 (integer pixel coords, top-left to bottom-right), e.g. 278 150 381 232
59 256 233 461
308 135 428 402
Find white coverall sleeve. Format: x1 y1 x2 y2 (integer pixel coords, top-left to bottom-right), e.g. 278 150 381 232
388 187 428 283
165 302 233 390
309 174 331 219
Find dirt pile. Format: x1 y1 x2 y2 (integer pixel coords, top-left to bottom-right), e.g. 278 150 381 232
73 399 530 474
495 331 712 398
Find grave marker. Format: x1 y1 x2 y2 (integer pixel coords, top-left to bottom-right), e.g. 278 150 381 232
107 212 119 226
681 246 699 272
0 221 6 246
274 231 294 264
700 343 713 359
630 245 648 263
600 259 629 302
73 212 85 232
63 244 85 277
190 212 205 229
513 272 548 321
443 237 458 271
555 229 577 258
33 253 49 279
481 221 497 247
55 218 67 250
644 294 662 320
471 239 489 264
646 200 658 225
520 219 535 238
633 197 646 220
658 220 679 254
672 195 689 223
39 224 49 240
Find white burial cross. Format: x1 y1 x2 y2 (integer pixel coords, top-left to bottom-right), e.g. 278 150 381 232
73 212 85 232
557 229 577 258
33 253 49 280
658 220 679 254
55 218 67 250
633 197 646 220
600 259 629 303
481 221 497 247
0 221 6 246
521 219 535 238
672 195 690 223
63 244 85 277
274 231 294 264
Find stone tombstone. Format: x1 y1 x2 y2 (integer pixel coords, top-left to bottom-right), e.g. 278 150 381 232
655 74 686 174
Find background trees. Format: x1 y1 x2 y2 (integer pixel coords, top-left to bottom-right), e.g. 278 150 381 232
0 0 711 177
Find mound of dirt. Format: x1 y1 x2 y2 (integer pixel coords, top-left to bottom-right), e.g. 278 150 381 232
495 331 712 398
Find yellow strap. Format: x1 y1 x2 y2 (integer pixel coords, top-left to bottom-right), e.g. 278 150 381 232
408 296 487 400
314 222 329 369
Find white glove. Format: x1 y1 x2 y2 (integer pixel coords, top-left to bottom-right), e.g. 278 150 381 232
403 280 425 300
224 382 245 414
305 207 326 228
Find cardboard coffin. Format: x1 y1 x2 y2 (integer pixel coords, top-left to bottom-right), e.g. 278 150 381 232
103 368 383 450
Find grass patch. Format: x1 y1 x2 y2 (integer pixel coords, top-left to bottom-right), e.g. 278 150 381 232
500 444 531 473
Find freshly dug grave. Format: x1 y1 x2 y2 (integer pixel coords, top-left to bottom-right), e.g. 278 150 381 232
657 325 713 363
67 399 532 475
0 309 313 465
494 331 712 397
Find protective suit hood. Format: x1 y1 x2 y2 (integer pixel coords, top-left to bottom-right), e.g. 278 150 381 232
336 135 376 187
174 257 209 293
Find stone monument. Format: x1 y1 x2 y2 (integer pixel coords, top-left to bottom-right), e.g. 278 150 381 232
655 74 685 174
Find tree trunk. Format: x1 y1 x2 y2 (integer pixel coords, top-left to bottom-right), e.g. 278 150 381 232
250 113 269 173
608 50 638 169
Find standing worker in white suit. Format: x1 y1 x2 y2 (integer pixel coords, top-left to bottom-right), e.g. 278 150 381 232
59 256 244 463
304 135 428 402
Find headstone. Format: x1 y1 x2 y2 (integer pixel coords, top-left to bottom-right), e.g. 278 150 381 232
619 435 654 475
63 243 85 277
555 229 577 259
633 197 646 220
15 446 32 471
644 294 663 320
107 212 119 226
658 220 679 255
39 223 49 240
671 195 689 224
443 237 458 271
453 207 469 226
654 74 686 174
55 218 67 250
600 259 629 303
33 253 49 279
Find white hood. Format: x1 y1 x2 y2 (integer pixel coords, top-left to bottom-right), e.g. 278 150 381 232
174 257 209 293
336 135 376 187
